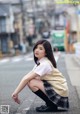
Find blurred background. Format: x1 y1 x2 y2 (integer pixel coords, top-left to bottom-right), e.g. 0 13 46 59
0 0 80 57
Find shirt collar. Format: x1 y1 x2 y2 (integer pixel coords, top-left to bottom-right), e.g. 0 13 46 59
37 57 48 64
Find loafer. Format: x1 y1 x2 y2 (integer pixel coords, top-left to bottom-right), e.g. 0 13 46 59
36 105 58 112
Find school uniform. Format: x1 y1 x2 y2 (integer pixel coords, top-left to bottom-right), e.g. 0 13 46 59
32 57 69 110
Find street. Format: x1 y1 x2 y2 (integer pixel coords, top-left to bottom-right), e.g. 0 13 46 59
0 53 35 113
0 52 80 114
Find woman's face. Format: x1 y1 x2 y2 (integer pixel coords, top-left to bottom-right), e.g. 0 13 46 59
34 44 46 60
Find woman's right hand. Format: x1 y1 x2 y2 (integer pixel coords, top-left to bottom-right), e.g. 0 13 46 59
12 92 20 104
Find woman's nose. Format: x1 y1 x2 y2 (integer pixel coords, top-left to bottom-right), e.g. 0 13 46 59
35 48 39 52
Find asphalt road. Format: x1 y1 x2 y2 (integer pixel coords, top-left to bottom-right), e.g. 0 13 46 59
0 52 80 114
0 54 36 114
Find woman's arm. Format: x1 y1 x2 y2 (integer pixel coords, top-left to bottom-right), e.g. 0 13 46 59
12 71 39 104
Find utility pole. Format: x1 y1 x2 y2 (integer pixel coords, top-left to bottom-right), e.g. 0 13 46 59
20 0 26 41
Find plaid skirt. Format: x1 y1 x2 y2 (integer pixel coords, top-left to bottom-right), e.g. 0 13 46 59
43 80 69 110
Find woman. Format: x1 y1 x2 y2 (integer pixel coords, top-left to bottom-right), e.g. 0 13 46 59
12 39 69 112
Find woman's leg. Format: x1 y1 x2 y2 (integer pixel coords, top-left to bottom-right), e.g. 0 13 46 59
27 78 58 112
28 78 45 93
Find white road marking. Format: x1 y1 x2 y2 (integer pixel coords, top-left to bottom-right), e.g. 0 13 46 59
11 57 23 62
0 52 61 64
25 57 33 61
23 107 30 111
0 58 9 64
55 56 59 62
54 51 61 62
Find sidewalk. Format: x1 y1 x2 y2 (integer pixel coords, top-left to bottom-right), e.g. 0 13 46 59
65 54 80 101
15 53 80 114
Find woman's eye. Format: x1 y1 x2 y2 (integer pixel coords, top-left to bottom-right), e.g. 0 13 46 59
39 47 43 50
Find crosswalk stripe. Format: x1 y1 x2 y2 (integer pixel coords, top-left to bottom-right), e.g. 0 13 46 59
25 58 33 61
11 57 23 62
0 58 9 64
0 52 61 64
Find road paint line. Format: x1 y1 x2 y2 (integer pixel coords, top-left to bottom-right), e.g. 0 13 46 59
0 52 61 64
11 57 23 62
23 107 30 111
55 56 59 62
0 58 10 64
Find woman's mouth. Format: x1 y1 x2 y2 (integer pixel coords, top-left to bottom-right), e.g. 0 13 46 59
35 53 39 55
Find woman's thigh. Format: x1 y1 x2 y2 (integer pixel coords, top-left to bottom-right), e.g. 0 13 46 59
28 79 45 93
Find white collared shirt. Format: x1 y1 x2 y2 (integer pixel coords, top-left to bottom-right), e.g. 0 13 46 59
32 57 53 76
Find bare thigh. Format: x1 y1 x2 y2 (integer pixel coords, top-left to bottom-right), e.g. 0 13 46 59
28 78 46 93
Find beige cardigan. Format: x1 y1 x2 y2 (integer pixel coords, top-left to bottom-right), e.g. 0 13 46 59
41 59 69 97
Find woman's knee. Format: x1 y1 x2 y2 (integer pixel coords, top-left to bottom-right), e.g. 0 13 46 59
27 79 39 91
28 78 41 87
27 79 45 92
28 79 34 88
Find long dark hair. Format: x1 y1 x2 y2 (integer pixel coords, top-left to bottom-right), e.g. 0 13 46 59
33 39 57 68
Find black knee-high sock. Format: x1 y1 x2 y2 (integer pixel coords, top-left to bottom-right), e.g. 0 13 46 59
34 89 57 109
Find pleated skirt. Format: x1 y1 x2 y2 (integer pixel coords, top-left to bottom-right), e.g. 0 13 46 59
43 80 69 110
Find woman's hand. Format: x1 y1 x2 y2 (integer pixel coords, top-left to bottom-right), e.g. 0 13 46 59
12 92 20 104
11 72 38 104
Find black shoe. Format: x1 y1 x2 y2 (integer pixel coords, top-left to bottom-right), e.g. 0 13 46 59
36 105 58 112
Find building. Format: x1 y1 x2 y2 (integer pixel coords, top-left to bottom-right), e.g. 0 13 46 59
0 3 15 54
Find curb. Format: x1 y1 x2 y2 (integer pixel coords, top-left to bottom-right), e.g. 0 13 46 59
72 54 80 102
72 55 80 67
